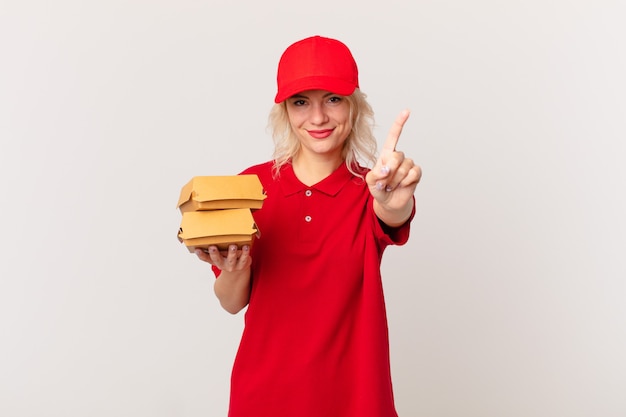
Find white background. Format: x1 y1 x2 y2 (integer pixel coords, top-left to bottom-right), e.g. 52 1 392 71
1 1 625 416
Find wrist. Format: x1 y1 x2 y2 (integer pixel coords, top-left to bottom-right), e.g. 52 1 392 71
374 199 414 228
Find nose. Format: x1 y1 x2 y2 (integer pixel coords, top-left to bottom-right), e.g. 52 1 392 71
310 102 329 125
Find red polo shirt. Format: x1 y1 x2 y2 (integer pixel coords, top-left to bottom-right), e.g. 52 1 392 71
222 161 413 417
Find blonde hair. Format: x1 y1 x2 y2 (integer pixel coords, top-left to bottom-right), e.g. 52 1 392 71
268 89 377 179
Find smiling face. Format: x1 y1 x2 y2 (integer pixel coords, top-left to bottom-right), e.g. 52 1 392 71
285 89 352 163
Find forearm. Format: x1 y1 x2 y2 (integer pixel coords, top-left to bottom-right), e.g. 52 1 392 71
213 268 252 314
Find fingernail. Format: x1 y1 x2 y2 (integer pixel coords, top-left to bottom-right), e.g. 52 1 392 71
376 181 384 191
381 165 390 175
385 185 393 192
209 246 217 253
242 245 249 251
229 245 237 251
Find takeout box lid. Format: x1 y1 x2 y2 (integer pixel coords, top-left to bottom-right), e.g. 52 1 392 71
177 208 258 240
176 175 266 210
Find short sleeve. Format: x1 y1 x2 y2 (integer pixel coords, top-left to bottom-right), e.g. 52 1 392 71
212 265 222 278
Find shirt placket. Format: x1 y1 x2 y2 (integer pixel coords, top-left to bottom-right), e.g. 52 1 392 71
300 188 317 243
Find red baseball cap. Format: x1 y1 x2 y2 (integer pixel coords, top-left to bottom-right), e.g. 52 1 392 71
274 36 359 103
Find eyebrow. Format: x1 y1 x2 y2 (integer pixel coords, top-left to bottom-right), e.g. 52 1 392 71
290 92 337 99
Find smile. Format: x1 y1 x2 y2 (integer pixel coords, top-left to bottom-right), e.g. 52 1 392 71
307 129 334 139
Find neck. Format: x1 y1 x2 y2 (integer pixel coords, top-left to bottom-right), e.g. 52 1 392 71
292 153 343 186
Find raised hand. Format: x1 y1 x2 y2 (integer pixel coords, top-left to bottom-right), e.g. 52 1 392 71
366 109 422 226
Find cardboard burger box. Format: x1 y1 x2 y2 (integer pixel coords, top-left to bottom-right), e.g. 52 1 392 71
178 209 259 252
176 175 265 253
176 175 266 213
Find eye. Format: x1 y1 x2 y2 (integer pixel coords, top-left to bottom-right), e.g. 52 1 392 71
328 96 342 103
291 99 306 106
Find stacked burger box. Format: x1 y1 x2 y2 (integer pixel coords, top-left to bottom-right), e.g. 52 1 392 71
176 175 266 253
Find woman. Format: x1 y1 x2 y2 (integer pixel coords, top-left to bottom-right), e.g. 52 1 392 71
196 35 421 417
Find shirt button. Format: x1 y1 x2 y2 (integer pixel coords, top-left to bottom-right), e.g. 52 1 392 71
304 215 312 222
305 190 312 197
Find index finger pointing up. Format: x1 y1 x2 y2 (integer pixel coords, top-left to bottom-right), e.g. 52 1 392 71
382 109 411 152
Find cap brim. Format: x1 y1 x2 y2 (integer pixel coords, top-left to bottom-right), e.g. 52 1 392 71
274 76 357 103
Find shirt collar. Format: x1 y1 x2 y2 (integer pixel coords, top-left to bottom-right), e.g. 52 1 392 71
279 162 355 197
